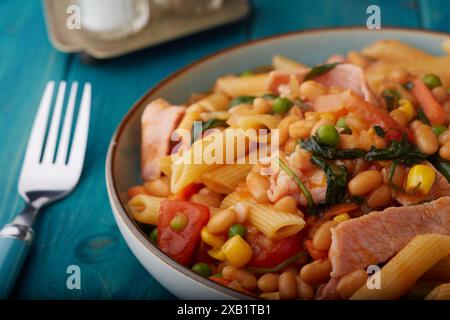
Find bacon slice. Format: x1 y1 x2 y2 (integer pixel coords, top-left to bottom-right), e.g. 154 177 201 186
141 99 186 181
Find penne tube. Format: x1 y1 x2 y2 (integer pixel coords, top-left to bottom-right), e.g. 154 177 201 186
196 92 230 111
420 256 450 283
425 283 450 300
127 194 164 225
236 114 281 130
220 192 247 209
351 234 450 300
202 163 252 194
159 155 173 177
272 54 308 72
362 39 433 62
216 74 270 97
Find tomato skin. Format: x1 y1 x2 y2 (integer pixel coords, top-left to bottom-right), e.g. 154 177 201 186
158 200 210 265
127 186 148 198
246 232 303 268
209 276 230 287
305 239 328 260
411 78 446 125
170 183 203 201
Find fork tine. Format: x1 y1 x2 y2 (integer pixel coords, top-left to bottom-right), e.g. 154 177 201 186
22 81 55 166
68 83 91 179
55 82 78 164
42 81 66 164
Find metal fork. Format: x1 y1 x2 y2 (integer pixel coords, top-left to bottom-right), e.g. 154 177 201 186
0 81 91 298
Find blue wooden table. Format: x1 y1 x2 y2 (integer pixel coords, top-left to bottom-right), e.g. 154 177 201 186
0 0 448 299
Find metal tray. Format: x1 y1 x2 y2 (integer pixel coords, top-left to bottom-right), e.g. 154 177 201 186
43 0 249 59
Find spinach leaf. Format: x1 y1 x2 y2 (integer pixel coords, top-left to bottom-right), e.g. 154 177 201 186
300 136 365 160
381 89 400 111
304 62 340 81
229 96 256 107
429 155 450 183
364 136 427 166
247 252 308 274
191 118 228 143
278 158 316 215
311 156 348 206
417 108 431 125
373 125 385 137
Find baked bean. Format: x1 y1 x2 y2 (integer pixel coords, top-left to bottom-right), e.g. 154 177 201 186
143 176 170 197
312 220 338 251
253 97 272 114
390 164 406 188
289 119 315 139
440 141 450 161
278 271 297 300
389 109 409 127
347 51 370 68
304 112 321 121
431 86 449 104
414 124 439 154
274 196 298 214
284 138 297 154
366 185 391 208
222 266 257 290
289 147 313 170
346 114 369 132
206 208 236 234
295 276 314 300
348 170 383 196
300 259 332 284
299 80 327 101
233 202 250 223
336 269 368 299
439 130 450 145
339 133 360 149
278 115 301 145
246 172 270 203
190 193 222 208
257 273 279 293
387 68 409 83
358 130 375 151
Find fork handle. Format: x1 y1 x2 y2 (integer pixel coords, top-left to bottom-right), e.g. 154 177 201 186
0 224 33 299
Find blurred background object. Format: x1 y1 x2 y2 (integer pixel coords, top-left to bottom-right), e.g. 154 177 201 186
153 0 224 15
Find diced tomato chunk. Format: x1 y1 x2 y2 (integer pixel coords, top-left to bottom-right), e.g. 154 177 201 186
305 239 328 260
170 183 203 201
158 200 210 265
127 186 148 198
411 78 446 125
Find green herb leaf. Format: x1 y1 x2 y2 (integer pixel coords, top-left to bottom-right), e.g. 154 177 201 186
382 89 400 111
429 155 450 183
229 96 256 108
191 118 228 143
417 108 431 125
278 158 316 214
247 252 308 274
293 98 313 110
304 62 340 81
373 125 385 138
311 156 348 206
300 136 365 160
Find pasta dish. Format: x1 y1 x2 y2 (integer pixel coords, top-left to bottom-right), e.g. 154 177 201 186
126 39 450 300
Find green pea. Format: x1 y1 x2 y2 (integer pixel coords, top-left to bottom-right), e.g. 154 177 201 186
240 70 253 77
432 125 447 136
191 263 211 278
212 273 222 278
150 228 158 244
170 213 189 232
336 117 351 134
316 124 340 147
422 74 442 89
272 97 293 114
228 223 247 238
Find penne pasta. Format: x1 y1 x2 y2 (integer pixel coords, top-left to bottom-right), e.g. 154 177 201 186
420 256 450 283
128 194 164 225
272 54 308 72
362 39 433 62
202 163 252 194
425 283 450 300
159 155 173 177
220 192 247 209
351 234 450 300
196 92 230 111
236 114 281 130
216 74 269 97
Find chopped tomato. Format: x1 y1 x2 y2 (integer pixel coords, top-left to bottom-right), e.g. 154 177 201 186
411 78 446 125
385 129 414 143
127 186 148 198
246 232 303 268
323 203 359 219
158 200 210 265
209 276 230 287
170 183 203 201
305 239 328 260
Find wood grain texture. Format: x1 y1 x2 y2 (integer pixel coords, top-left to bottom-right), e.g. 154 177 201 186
0 0 446 299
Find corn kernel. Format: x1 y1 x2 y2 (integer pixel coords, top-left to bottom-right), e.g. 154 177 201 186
398 99 416 121
201 227 225 248
221 235 252 268
406 164 436 195
334 213 350 223
320 113 336 123
207 248 226 261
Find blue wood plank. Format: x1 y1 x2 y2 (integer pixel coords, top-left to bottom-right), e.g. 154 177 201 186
248 0 420 39
2 4 248 299
418 0 450 32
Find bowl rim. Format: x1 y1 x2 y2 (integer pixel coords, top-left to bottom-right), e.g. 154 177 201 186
105 26 450 299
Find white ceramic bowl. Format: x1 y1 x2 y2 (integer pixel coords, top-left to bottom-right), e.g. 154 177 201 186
106 27 449 299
